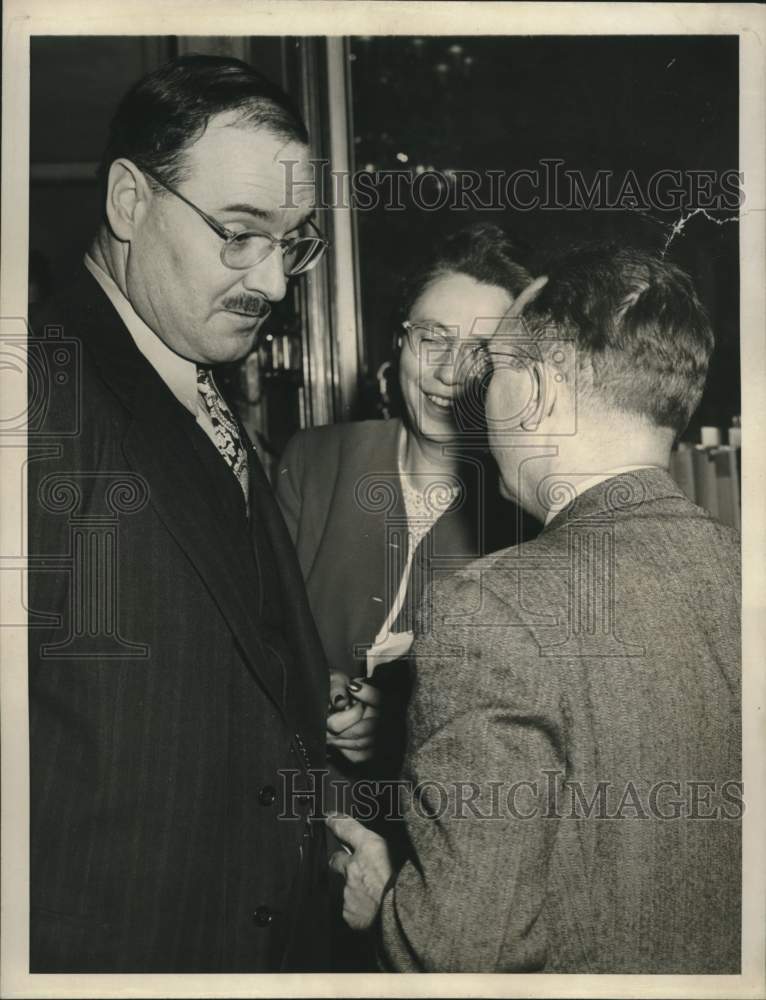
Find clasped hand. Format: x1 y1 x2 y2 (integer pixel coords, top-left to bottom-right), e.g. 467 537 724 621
328 813 393 931
326 671 381 764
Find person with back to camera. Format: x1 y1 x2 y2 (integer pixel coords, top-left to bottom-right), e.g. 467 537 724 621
327 243 741 974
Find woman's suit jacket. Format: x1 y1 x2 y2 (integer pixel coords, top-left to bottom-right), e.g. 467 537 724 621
275 418 536 681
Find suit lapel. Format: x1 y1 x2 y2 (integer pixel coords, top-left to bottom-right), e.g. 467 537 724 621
342 420 408 654
247 452 328 764
73 269 288 717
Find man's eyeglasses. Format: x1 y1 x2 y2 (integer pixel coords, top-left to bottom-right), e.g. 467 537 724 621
141 166 329 276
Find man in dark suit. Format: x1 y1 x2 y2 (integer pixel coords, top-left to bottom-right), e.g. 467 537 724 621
328 245 741 972
28 55 339 972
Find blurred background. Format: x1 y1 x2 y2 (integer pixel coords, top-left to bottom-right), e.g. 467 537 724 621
29 34 740 474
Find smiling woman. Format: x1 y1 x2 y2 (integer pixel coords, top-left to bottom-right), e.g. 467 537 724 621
275 221 540 726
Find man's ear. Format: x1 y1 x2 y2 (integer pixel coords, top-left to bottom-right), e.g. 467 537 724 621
105 159 150 242
520 359 558 431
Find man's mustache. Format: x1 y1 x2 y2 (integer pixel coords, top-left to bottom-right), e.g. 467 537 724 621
222 294 272 319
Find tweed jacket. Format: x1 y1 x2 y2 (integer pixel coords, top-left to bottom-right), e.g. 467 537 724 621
379 468 741 973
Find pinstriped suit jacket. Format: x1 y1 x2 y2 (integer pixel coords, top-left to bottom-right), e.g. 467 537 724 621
380 469 741 972
28 269 329 971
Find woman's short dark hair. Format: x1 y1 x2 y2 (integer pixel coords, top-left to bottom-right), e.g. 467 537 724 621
523 242 714 434
399 223 532 320
97 54 308 200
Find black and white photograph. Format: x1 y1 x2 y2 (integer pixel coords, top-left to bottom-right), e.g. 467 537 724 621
1 2 764 997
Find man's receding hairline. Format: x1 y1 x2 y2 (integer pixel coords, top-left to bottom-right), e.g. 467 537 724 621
168 114 311 182
185 109 309 145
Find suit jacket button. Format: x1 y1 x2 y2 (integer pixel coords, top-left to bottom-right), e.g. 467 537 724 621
252 906 274 927
258 785 277 806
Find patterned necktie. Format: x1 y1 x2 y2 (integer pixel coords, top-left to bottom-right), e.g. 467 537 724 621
196 366 250 507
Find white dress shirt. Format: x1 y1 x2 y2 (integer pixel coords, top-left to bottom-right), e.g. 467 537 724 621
365 424 457 677
84 254 218 448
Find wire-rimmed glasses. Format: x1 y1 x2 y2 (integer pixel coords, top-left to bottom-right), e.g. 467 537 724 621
142 166 329 276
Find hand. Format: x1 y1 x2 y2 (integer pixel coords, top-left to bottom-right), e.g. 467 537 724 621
327 813 393 931
327 678 382 764
328 670 353 713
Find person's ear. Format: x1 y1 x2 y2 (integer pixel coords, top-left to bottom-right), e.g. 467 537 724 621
519 358 559 431
105 159 151 242
494 275 549 337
